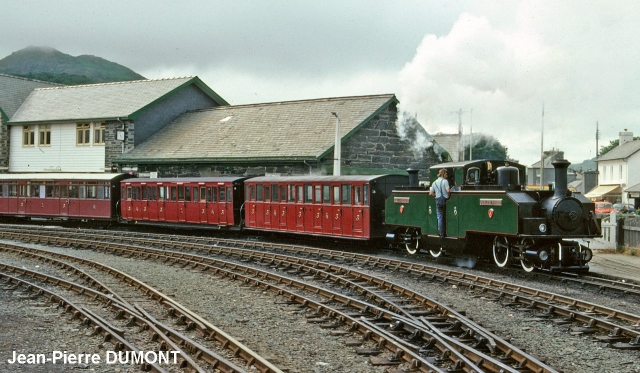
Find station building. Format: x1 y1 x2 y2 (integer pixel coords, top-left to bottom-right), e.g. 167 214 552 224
1 74 442 180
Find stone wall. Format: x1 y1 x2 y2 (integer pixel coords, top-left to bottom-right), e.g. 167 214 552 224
0 117 9 172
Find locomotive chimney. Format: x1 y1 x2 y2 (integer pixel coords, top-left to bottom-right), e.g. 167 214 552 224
552 159 571 197
407 168 419 187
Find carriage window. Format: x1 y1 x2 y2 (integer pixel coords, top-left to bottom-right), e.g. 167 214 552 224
194 187 199 202
31 184 40 197
104 185 110 199
288 185 296 202
219 187 226 202
147 186 156 201
272 184 278 202
205 187 212 202
185 186 191 202
121 186 126 200
2 184 8 197
87 184 97 199
322 185 330 204
354 186 362 205
297 186 303 203
314 185 321 203
304 185 313 203
69 185 79 198
342 184 351 205
280 186 287 202
142 186 148 200
178 186 185 201
126 186 132 200
170 186 177 201
264 185 270 202
9 184 17 197
200 187 206 202
133 186 141 200
158 186 165 201
226 187 232 202
257 184 263 201
363 185 369 205
249 185 255 201
98 185 106 199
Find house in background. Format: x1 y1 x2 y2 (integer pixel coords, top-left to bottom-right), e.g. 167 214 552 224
6 76 227 173
527 149 575 188
585 129 640 206
0 74 61 172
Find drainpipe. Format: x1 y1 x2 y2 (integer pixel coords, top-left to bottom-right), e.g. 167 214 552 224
331 112 341 176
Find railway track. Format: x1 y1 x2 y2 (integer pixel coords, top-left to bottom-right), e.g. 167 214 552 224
0 245 280 373
1 224 639 372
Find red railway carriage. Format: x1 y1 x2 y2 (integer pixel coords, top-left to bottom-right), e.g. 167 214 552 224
0 173 127 221
244 175 408 240
120 177 248 228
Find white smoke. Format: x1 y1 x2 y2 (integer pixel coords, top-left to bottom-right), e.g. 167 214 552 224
396 110 436 159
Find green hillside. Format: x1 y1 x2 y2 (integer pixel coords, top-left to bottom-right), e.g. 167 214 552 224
0 46 146 85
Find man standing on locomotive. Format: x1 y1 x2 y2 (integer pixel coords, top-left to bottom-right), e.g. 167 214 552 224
429 168 450 237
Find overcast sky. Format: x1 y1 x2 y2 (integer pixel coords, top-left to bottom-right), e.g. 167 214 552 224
4 1 639 166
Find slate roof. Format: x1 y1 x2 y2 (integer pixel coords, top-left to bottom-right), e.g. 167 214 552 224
0 74 61 122
115 94 397 163
597 140 640 161
8 76 228 125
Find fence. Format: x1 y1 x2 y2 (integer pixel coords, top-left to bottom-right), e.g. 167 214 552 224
595 212 640 248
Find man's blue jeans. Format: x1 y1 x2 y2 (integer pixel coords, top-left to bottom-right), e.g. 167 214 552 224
436 203 445 237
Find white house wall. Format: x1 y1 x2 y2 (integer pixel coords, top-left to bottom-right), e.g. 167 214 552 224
9 122 106 172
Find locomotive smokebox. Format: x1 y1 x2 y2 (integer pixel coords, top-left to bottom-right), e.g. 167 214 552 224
407 168 420 188
552 159 571 197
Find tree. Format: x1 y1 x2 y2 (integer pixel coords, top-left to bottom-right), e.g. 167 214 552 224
599 137 640 156
463 135 509 160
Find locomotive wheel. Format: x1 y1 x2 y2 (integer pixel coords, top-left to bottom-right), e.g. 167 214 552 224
404 228 421 255
520 258 535 272
492 236 511 268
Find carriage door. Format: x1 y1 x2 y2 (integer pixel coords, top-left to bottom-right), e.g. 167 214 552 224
184 185 199 223
58 182 69 216
197 185 207 224
352 184 365 237
278 185 288 230
321 185 332 235
312 185 323 234
269 184 279 229
340 184 353 236
157 185 167 221
218 186 229 225
295 185 305 232
331 184 343 236
17 182 27 214
263 184 272 229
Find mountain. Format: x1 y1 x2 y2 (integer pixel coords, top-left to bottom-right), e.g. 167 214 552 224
0 46 146 85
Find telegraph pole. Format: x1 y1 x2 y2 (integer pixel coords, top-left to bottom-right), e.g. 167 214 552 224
451 109 471 161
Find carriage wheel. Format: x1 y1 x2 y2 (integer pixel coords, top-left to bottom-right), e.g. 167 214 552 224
429 246 443 258
404 228 420 255
492 236 511 268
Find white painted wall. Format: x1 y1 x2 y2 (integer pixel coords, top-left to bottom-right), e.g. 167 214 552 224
9 122 106 172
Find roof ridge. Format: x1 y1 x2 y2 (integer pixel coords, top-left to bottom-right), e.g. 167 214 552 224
189 93 396 113
32 76 195 91
0 73 65 86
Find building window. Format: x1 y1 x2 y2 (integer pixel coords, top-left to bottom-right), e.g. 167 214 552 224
77 123 90 145
94 123 105 145
39 124 51 146
22 126 35 146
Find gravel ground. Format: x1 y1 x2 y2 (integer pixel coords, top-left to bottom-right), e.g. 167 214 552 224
0 237 639 373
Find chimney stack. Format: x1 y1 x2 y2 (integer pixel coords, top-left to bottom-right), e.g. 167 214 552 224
620 129 634 146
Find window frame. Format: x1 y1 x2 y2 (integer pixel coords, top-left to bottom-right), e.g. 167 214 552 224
93 123 105 145
38 124 51 146
22 126 35 147
76 123 91 146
